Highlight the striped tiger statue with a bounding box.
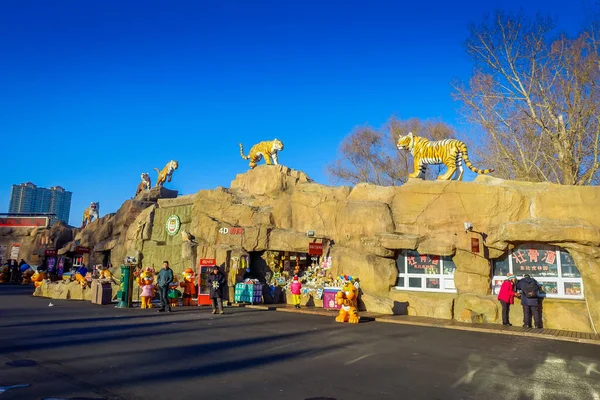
[239,139,284,169]
[396,132,494,180]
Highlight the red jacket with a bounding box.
[498,280,516,304]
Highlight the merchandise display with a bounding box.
[234,280,262,304]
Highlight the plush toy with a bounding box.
[96,265,114,281]
[75,272,89,289]
[31,270,46,288]
[21,268,34,285]
[180,268,196,306]
[0,265,9,283]
[168,274,182,308]
[335,276,360,324]
[136,268,155,309]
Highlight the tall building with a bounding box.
[9,183,72,223]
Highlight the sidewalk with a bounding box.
[236,303,600,346]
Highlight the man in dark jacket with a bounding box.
[516,274,543,329]
[157,261,174,312]
[208,266,225,314]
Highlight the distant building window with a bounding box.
[395,250,456,293]
[492,244,583,299]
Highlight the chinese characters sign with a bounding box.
[406,252,441,275]
[511,247,558,277]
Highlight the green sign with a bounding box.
[165,215,181,236]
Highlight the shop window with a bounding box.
[492,244,584,299]
[395,250,456,293]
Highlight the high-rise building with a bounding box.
[9,183,72,224]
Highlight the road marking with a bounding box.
[345,353,374,365]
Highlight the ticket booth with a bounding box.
[197,258,216,306]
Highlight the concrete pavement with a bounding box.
[1,285,600,400]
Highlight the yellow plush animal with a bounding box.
[396,132,494,181]
[335,279,360,324]
[137,268,156,309]
[22,268,34,285]
[135,172,152,196]
[0,265,9,283]
[31,270,46,288]
[75,272,89,288]
[82,202,100,228]
[239,139,284,169]
[154,160,178,187]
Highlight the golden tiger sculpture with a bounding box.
[239,139,284,169]
[396,132,494,181]
[154,160,178,187]
[82,202,100,228]
[135,173,152,196]
[335,278,360,324]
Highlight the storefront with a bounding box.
[492,243,583,299]
[394,250,457,293]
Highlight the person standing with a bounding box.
[516,274,543,329]
[290,275,302,309]
[208,266,225,314]
[497,273,518,326]
[157,261,174,313]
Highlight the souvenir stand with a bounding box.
[197,258,215,306]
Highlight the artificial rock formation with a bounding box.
[20,165,600,333]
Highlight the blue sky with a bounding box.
[0,0,591,226]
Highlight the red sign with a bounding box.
[199,258,216,266]
[75,246,90,254]
[44,249,57,257]
[471,238,480,254]
[308,243,324,256]
[0,217,49,228]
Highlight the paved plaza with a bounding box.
[1,285,600,400]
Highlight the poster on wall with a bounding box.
[57,257,65,276]
[0,245,7,264]
[10,244,20,260]
[47,257,57,273]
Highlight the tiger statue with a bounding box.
[81,202,100,228]
[239,139,284,169]
[135,173,152,196]
[154,160,178,187]
[335,277,360,324]
[396,132,494,181]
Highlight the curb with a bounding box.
[375,317,600,346]
[241,303,600,346]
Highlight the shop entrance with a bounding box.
[248,251,268,283]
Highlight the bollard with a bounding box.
[116,265,133,308]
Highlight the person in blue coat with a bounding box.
[516,274,543,329]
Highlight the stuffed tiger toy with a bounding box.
[396,132,494,180]
[81,202,99,228]
[335,278,360,324]
[154,160,178,187]
[239,139,284,169]
[135,173,152,196]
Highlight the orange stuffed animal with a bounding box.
[180,268,197,306]
[31,270,46,289]
[335,277,360,324]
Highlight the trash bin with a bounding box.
[323,287,342,310]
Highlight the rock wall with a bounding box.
[24,165,600,333]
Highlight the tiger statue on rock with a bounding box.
[239,139,284,169]
[135,173,152,196]
[335,277,360,324]
[396,132,494,181]
[154,160,178,187]
[81,202,100,228]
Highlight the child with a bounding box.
[291,275,302,309]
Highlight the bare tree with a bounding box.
[453,11,600,185]
[328,117,457,185]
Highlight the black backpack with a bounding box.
[523,280,539,298]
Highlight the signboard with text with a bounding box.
[511,247,558,277]
[10,244,20,259]
[45,249,57,257]
[0,216,49,228]
[308,243,324,256]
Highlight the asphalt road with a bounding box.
[1,285,600,400]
